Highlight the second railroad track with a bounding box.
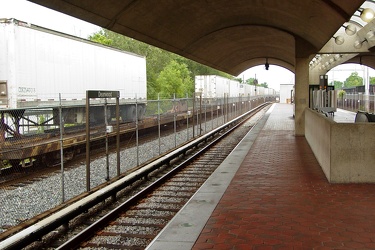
[0,103,271,250]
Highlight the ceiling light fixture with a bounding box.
[366,30,375,41]
[342,24,357,36]
[354,39,367,49]
[265,58,269,70]
[359,8,375,22]
[333,35,345,45]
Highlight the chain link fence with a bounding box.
[0,93,275,234]
[337,93,375,113]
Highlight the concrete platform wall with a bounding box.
[305,108,375,183]
[305,108,332,180]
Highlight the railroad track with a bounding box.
[70,142,235,249]
[0,110,189,172]
[0,120,182,189]
[0,103,270,250]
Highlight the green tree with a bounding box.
[88,29,232,99]
[233,77,243,83]
[343,72,363,88]
[156,60,194,98]
[370,76,375,85]
[338,89,346,99]
[245,78,268,87]
[173,56,232,82]
[98,30,171,99]
[245,78,256,85]
[259,82,268,88]
[331,80,344,89]
[88,30,113,46]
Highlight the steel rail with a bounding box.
[0,103,269,250]
[57,103,267,249]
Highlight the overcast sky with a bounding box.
[0,0,100,38]
[1,0,374,91]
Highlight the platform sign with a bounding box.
[319,75,328,89]
[86,90,120,99]
[85,90,120,192]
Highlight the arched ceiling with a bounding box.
[28,0,364,76]
[309,1,375,82]
[346,54,375,66]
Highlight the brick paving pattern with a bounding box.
[193,104,375,249]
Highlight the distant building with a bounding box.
[279,84,294,104]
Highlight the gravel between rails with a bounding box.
[75,106,269,249]
[0,107,268,234]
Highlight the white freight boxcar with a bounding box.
[229,79,239,98]
[195,75,276,99]
[240,84,256,97]
[195,75,228,99]
[195,75,244,99]
[195,75,280,109]
[0,18,146,122]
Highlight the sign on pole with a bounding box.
[85,90,120,191]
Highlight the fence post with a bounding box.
[158,94,161,155]
[174,93,177,147]
[211,98,213,130]
[59,93,65,203]
[199,92,202,136]
[204,98,207,133]
[217,102,219,128]
[85,91,90,191]
[136,95,139,166]
[192,92,195,138]
[225,93,228,123]
[186,93,189,141]
[116,96,120,176]
[104,99,109,181]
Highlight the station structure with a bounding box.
[25,0,375,248]
[147,103,375,249]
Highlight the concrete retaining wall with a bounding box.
[305,108,375,183]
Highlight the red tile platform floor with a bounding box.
[193,105,375,249]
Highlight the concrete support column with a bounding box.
[294,57,309,136]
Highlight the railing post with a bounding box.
[116,96,120,176]
[104,98,109,181]
[59,93,65,203]
[174,93,177,147]
[186,93,189,141]
[85,91,90,192]
[136,95,139,166]
[199,92,202,136]
[192,92,195,138]
[158,94,161,155]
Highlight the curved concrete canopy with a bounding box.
[28,0,364,75]
[346,54,375,69]
[316,54,375,78]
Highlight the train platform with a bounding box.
[147,103,375,250]
[330,108,357,123]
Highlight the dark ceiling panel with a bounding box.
[28,0,364,75]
